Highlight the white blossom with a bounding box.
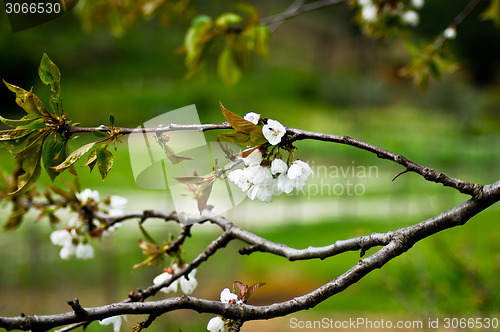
[275,173,295,194]
[246,166,273,185]
[262,119,286,145]
[75,243,95,260]
[108,195,128,216]
[358,0,372,6]
[443,27,457,39]
[50,229,73,247]
[153,270,179,294]
[207,316,226,332]
[68,215,82,227]
[287,160,313,181]
[401,10,419,26]
[179,269,198,294]
[228,169,251,192]
[59,244,76,260]
[362,5,378,22]
[270,158,287,175]
[76,189,100,205]
[247,183,273,203]
[220,288,238,303]
[411,0,424,9]
[243,112,260,125]
[242,148,262,167]
[99,315,126,332]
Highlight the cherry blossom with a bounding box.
[270,158,287,175]
[443,27,456,39]
[153,264,198,294]
[242,148,262,167]
[99,315,126,332]
[179,269,198,294]
[401,10,419,26]
[76,188,100,205]
[50,229,73,247]
[361,4,378,22]
[276,173,295,194]
[411,0,424,9]
[262,119,286,145]
[107,195,128,216]
[228,169,251,192]
[287,160,313,190]
[75,243,95,260]
[220,288,238,303]
[153,269,179,294]
[207,316,226,332]
[245,165,273,185]
[247,182,274,203]
[243,112,260,125]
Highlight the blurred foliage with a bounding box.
[76,0,194,37]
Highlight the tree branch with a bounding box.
[260,0,346,32]
[65,122,481,196]
[3,181,499,331]
[286,127,483,197]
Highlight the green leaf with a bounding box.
[249,132,267,145]
[184,15,214,70]
[96,146,114,180]
[18,89,43,117]
[3,80,28,97]
[252,24,271,58]
[7,130,47,154]
[42,133,67,182]
[219,102,264,136]
[53,142,96,172]
[81,150,98,172]
[236,3,259,23]
[109,113,115,127]
[38,53,61,99]
[4,200,26,230]
[0,115,37,128]
[9,134,45,196]
[217,47,243,87]
[215,12,243,27]
[219,132,253,147]
[0,129,33,141]
[482,0,500,26]
[138,221,160,247]
[17,118,47,130]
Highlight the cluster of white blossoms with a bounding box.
[153,263,198,295]
[207,288,241,332]
[50,189,127,260]
[358,0,424,27]
[228,113,313,203]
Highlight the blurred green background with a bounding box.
[1,1,500,331]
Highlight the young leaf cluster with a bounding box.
[1,54,72,195]
[76,0,194,37]
[183,4,271,86]
[400,39,458,90]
